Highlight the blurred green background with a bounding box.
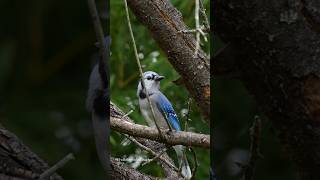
[110,0,210,179]
[213,38,296,178]
[0,0,109,179]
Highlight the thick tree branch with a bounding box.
[215,0,320,179]
[110,158,157,180]
[0,174,28,180]
[110,103,184,179]
[0,126,63,180]
[127,0,210,123]
[111,116,210,148]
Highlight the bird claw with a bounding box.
[166,129,173,135]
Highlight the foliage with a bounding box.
[110,0,210,179]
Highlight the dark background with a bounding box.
[0,0,107,179]
[213,39,296,179]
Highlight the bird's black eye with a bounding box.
[147,76,152,80]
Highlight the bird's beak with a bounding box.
[155,76,165,81]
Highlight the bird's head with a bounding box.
[137,71,164,95]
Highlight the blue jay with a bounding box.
[86,36,111,174]
[137,71,192,179]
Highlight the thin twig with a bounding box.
[194,0,201,57]
[243,116,262,180]
[189,148,199,180]
[38,153,75,180]
[87,0,108,87]
[123,134,179,172]
[199,0,210,30]
[141,147,168,166]
[179,27,209,34]
[184,98,192,130]
[180,0,209,57]
[88,0,106,53]
[121,109,134,119]
[123,0,171,139]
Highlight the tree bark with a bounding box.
[214,0,320,179]
[0,126,63,180]
[110,158,157,180]
[110,102,183,179]
[127,0,210,123]
[111,116,210,148]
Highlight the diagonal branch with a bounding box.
[0,126,63,180]
[124,135,179,172]
[123,0,169,142]
[38,153,74,180]
[243,116,262,180]
[110,158,157,180]
[126,0,210,123]
[110,102,184,179]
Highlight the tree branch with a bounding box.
[136,138,183,179]
[123,0,169,141]
[0,174,28,180]
[0,126,63,180]
[87,0,109,85]
[38,153,74,180]
[110,158,157,180]
[110,102,184,179]
[110,103,210,148]
[243,116,262,180]
[124,135,179,172]
[126,0,210,123]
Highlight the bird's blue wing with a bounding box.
[155,93,182,131]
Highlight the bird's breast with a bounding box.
[139,98,169,129]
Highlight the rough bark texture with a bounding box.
[0,126,63,180]
[111,116,210,148]
[214,0,320,179]
[110,102,183,180]
[127,0,210,123]
[110,158,156,180]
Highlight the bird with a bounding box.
[137,71,192,179]
[86,36,111,174]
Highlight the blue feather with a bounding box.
[156,93,181,131]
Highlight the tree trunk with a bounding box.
[214,0,320,179]
[127,0,211,123]
[0,126,63,180]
